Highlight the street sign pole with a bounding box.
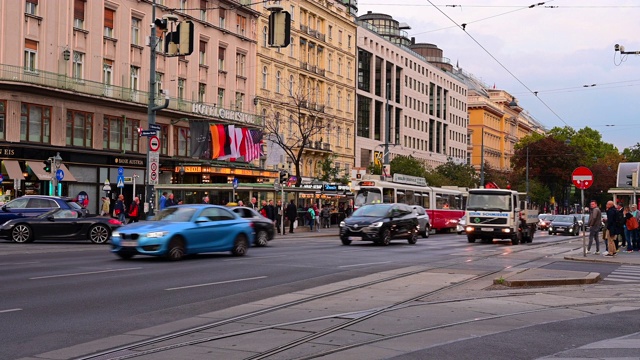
[572,167,593,258]
[581,188,586,257]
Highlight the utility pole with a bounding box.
[480,128,484,187]
[383,80,391,179]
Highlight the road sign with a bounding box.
[148,151,159,185]
[117,175,125,188]
[0,174,3,184]
[140,130,157,137]
[232,177,239,190]
[149,123,162,131]
[149,136,160,152]
[118,167,124,176]
[55,169,64,181]
[103,179,111,192]
[572,166,593,190]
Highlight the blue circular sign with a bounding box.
[56,169,64,181]
[232,177,239,189]
[118,167,124,176]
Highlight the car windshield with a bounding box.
[37,209,59,218]
[554,215,574,222]
[466,193,511,211]
[153,207,197,222]
[352,204,392,217]
[354,188,382,207]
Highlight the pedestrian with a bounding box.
[615,202,625,250]
[159,192,167,210]
[238,200,244,207]
[286,199,297,234]
[307,205,316,231]
[633,204,640,251]
[250,197,258,210]
[128,197,141,223]
[276,199,285,234]
[604,200,618,256]
[259,200,268,217]
[313,203,320,232]
[164,193,176,207]
[587,200,602,255]
[114,194,126,223]
[321,204,331,228]
[202,195,210,204]
[624,205,639,252]
[100,196,110,217]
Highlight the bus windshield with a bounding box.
[466,193,511,211]
[355,188,382,207]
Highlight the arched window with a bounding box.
[336,91,341,110]
[346,128,351,148]
[346,94,351,111]
[337,58,342,76]
[337,126,342,146]
[326,87,332,107]
[347,61,351,79]
[306,80,311,99]
[288,115,294,137]
[315,84,320,104]
[289,75,294,95]
[276,71,281,93]
[261,108,267,126]
[262,26,268,47]
[262,66,268,89]
[328,54,332,72]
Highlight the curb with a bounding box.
[494,268,601,287]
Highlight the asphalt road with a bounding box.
[0,230,605,359]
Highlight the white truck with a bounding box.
[464,188,537,245]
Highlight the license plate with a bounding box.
[557,227,565,231]
[481,227,493,232]
[348,236,360,241]
[121,240,137,247]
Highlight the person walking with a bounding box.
[286,200,297,234]
[127,197,141,223]
[321,204,331,229]
[202,195,210,204]
[159,192,167,210]
[267,199,276,224]
[307,205,316,231]
[164,193,176,207]
[605,200,619,256]
[276,200,285,235]
[250,197,258,210]
[313,203,320,232]
[114,194,126,223]
[624,205,639,252]
[587,200,602,255]
[100,196,110,217]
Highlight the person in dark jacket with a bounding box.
[164,193,176,207]
[127,197,141,223]
[605,200,619,256]
[114,194,126,223]
[286,200,298,234]
[266,199,276,222]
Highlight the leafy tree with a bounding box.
[317,154,340,182]
[388,155,427,178]
[433,158,478,188]
[622,143,640,162]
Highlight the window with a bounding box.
[336,127,342,146]
[236,52,246,77]
[337,57,342,76]
[160,124,169,155]
[103,115,139,152]
[328,25,332,39]
[347,34,352,49]
[290,5,295,21]
[25,0,37,15]
[328,54,332,72]
[199,40,207,65]
[199,0,207,21]
[103,60,113,95]
[178,78,185,100]
[173,126,191,157]
[0,101,6,141]
[24,39,37,72]
[347,61,351,79]
[20,103,51,143]
[338,30,343,45]
[130,66,139,91]
[66,110,93,147]
[219,8,226,28]
[262,26,268,47]
[346,94,351,111]
[289,36,295,57]
[104,8,114,37]
[235,92,244,110]
[289,75,294,95]
[156,72,164,97]
[236,14,247,35]
[218,46,225,71]
[276,71,281,93]
[336,91,341,110]
[131,18,141,46]
[198,83,206,102]
[217,88,225,106]
[179,0,187,12]
[261,66,268,89]
[72,52,84,80]
[74,0,85,29]
[288,115,293,137]
[326,87,331,107]
[346,128,351,148]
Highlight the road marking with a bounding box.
[0,308,22,314]
[338,261,392,268]
[29,267,142,280]
[222,255,289,261]
[165,276,267,291]
[0,261,40,266]
[605,265,640,283]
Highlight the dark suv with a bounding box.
[0,196,87,223]
[339,203,419,245]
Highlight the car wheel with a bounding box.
[548,230,553,235]
[232,234,249,256]
[423,226,430,238]
[117,252,135,260]
[340,237,352,245]
[380,228,391,246]
[165,237,185,261]
[89,224,110,244]
[11,224,33,243]
[408,229,418,244]
[511,233,520,245]
[467,236,476,243]
[255,230,269,247]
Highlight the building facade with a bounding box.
[355,12,468,172]
[256,0,357,183]
[0,0,276,213]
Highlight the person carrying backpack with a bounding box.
[625,205,639,252]
[306,206,315,231]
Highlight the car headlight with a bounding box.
[146,231,169,238]
[339,221,345,227]
[370,221,383,228]
[111,231,120,238]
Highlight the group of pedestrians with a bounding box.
[100,194,142,224]
[587,199,640,256]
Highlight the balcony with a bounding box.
[303,140,332,153]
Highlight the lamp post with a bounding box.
[383,80,391,179]
[479,128,484,187]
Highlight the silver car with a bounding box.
[411,205,431,238]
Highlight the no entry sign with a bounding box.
[572,166,593,190]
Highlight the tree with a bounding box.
[262,83,335,187]
[317,154,340,182]
[622,143,640,162]
[434,158,479,188]
[388,155,427,178]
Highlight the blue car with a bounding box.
[111,205,255,260]
[0,195,88,223]
[111,204,255,260]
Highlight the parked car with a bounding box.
[456,216,466,234]
[0,208,121,244]
[111,205,254,261]
[411,205,431,238]
[548,215,580,236]
[538,214,555,230]
[339,203,419,246]
[0,195,88,223]
[229,206,275,246]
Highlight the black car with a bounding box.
[0,195,88,223]
[339,203,419,246]
[0,208,122,244]
[548,215,580,236]
[230,206,275,246]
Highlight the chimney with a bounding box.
[411,37,415,45]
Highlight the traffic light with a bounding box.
[279,171,289,184]
[44,159,51,172]
[626,172,638,187]
[165,20,194,56]
[268,11,291,47]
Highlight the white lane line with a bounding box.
[0,261,40,266]
[166,276,267,291]
[0,308,22,314]
[338,261,392,268]
[222,255,289,261]
[29,267,142,280]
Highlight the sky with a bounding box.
[356,0,640,151]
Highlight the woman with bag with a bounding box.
[114,194,126,223]
[128,197,141,224]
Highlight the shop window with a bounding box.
[20,103,51,143]
[103,115,140,152]
[66,109,93,147]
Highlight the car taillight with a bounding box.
[108,219,122,225]
[249,222,254,228]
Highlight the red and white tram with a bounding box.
[353,179,465,232]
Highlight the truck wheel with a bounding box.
[511,233,521,245]
[467,236,476,243]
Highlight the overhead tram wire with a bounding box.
[359,3,640,9]
[424,0,569,127]
[165,0,266,13]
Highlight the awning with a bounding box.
[59,164,77,182]
[3,160,25,180]
[27,162,52,181]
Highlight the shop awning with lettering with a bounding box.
[58,164,77,182]
[3,160,25,180]
[27,162,52,181]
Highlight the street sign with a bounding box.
[572,166,593,190]
[118,167,124,176]
[140,130,157,137]
[149,135,160,152]
[232,177,239,190]
[103,179,111,192]
[117,175,125,188]
[148,151,159,185]
[149,123,162,131]
[0,174,3,184]
[55,169,64,181]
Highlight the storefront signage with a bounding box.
[114,157,144,166]
[173,165,277,178]
[0,147,17,157]
[322,184,351,192]
[393,173,427,187]
[192,103,259,126]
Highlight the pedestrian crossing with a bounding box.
[603,265,640,283]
